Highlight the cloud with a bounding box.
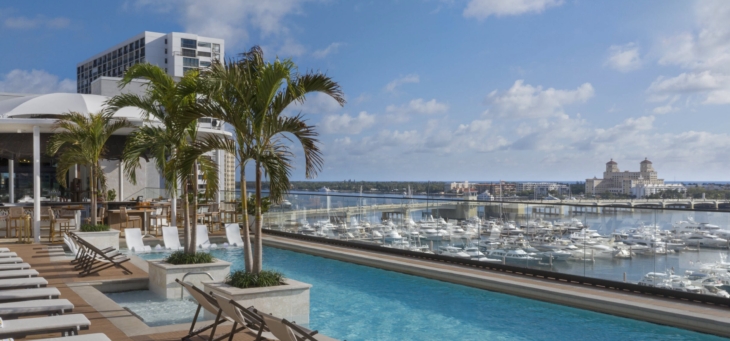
[131,0,309,49]
[652,104,677,114]
[463,0,563,20]
[277,38,306,57]
[0,69,76,94]
[384,74,419,93]
[484,80,594,119]
[3,15,70,29]
[605,42,641,72]
[319,112,376,134]
[286,93,343,115]
[385,98,449,115]
[353,93,371,105]
[647,71,729,95]
[313,42,343,58]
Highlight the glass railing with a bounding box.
[253,192,730,299]
[124,187,172,201]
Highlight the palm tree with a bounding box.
[189,47,345,273]
[47,111,133,225]
[106,63,213,254]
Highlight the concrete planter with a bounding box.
[147,259,231,299]
[75,229,121,251]
[204,278,311,324]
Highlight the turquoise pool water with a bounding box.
[127,247,726,341]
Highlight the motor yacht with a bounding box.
[438,245,470,259]
[680,232,728,248]
[486,249,541,262]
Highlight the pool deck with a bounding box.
[261,234,730,338]
[0,240,265,341]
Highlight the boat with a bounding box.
[438,246,470,259]
[679,232,728,248]
[486,249,541,262]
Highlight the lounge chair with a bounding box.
[125,228,152,253]
[225,223,245,247]
[0,252,18,258]
[196,225,218,249]
[162,226,183,250]
[0,269,38,279]
[0,263,31,271]
[64,233,78,255]
[0,277,47,290]
[257,311,337,341]
[70,233,132,277]
[0,257,23,264]
[35,333,111,341]
[213,294,276,341]
[0,313,90,338]
[175,279,242,340]
[0,288,61,303]
[0,298,73,318]
[0,248,9,253]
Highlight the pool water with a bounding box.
[105,290,210,327]
[127,247,726,341]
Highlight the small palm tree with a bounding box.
[47,111,133,225]
[106,63,212,254]
[189,47,344,273]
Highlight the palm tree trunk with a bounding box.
[90,164,97,226]
[240,163,253,272]
[182,179,191,254]
[191,163,198,254]
[253,160,263,273]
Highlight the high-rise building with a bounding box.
[225,151,236,201]
[76,31,224,94]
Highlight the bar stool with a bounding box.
[119,207,141,235]
[87,207,105,225]
[46,207,71,243]
[150,206,169,236]
[7,207,24,239]
[204,204,220,232]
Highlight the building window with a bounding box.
[212,44,220,53]
[140,38,145,46]
[181,39,197,49]
[183,67,197,74]
[165,38,167,44]
[197,51,211,57]
[198,41,211,48]
[183,57,199,67]
[124,46,127,53]
[165,67,168,73]
[140,47,145,57]
[165,48,168,54]
[182,49,196,57]
[200,61,211,67]
[135,40,139,49]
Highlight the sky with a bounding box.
[1,0,730,182]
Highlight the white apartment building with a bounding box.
[76,31,224,94]
[516,182,570,195]
[445,181,472,192]
[630,183,687,198]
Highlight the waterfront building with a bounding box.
[630,183,686,198]
[76,31,224,94]
[445,181,471,192]
[516,182,570,195]
[472,182,516,195]
[585,158,667,196]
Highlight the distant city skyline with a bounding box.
[2,1,730,181]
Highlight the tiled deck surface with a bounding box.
[1,237,261,340]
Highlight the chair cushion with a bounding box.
[0,288,60,302]
[0,314,90,337]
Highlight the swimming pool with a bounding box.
[126,247,725,341]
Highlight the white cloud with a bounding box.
[286,93,343,115]
[319,112,376,134]
[647,71,729,95]
[653,105,677,114]
[384,74,419,93]
[484,80,594,119]
[3,15,70,29]
[385,98,449,115]
[132,0,309,49]
[605,42,641,72]
[463,0,563,20]
[353,93,371,105]
[0,69,76,94]
[313,42,343,58]
[277,38,306,57]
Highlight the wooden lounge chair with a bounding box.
[0,287,61,303]
[35,333,111,341]
[212,294,276,341]
[0,313,90,338]
[0,298,74,318]
[256,310,338,341]
[70,233,132,277]
[175,279,243,341]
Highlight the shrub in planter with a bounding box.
[226,269,284,289]
[80,224,110,232]
[164,251,215,265]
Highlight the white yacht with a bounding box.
[680,232,728,248]
[486,249,541,262]
[438,246,470,259]
[463,246,484,258]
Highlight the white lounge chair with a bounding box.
[125,228,152,253]
[0,313,90,338]
[0,252,18,258]
[0,263,31,271]
[0,257,23,264]
[0,248,9,253]
[196,225,217,249]
[0,269,38,279]
[0,298,74,318]
[0,277,47,290]
[162,226,183,250]
[225,223,245,247]
[64,234,78,255]
[0,288,61,303]
[35,333,111,341]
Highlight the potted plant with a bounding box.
[147,251,231,299]
[75,223,121,251]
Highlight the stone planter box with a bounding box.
[75,229,121,251]
[148,259,231,299]
[204,278,311,324]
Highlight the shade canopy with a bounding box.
[0,93,152,121]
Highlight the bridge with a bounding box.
[522,198,730,210]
